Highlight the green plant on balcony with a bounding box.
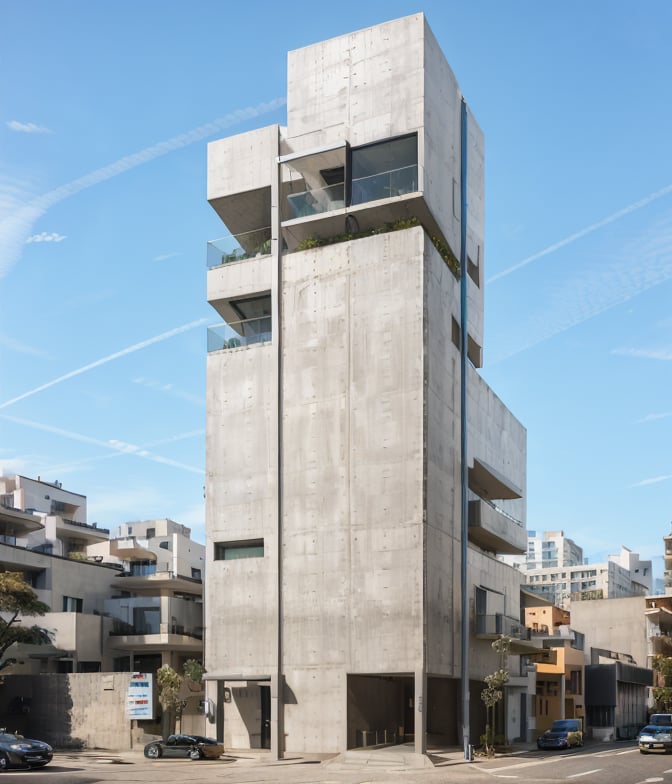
[295,216,421,252]
[294,217,461,279]
[429,235,460,277]
[254,238,271,255]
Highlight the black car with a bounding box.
[143,734,224,760]
[0,730,53,770]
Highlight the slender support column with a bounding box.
[414,669,427,754]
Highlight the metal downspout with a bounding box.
[459,96,471,761]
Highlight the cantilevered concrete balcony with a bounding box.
[475,613,531,641]
[468,498,526,554]
[52,516,109,545]
[0,505,44,540]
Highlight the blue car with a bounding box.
[537,719,583,750]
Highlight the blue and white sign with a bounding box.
[126,672,153,719]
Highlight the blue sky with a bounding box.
[1,1,671,579]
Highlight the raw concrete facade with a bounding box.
[204,14,527,757]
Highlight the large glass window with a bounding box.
[350,134,418,205]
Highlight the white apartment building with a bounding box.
[525,545,652,609]
[1,476,204,676]
[526,530,582,570]
[203,14,528,758]
[88,519,205,673]
[1,476,117,672]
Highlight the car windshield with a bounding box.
[551,721,578,731]
[0,733,20,742]
[642,726,671,736]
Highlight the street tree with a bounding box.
[480,635,512,757]
[0,571,51,672]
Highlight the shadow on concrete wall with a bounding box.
[0,674,80,748]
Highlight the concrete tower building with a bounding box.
[204,14,527,757]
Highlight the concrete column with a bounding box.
[270,672,280,760]
[414,669,426,754]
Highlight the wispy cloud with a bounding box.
[630,474,672,488]
[0,413,204,475]
[7,120,51,134]
[487,183,672,285]
[26,231,66,243]
[612,346,672,361]
[0,334,47,358]
[0,317,209,410]
[41,429,205,476]
[0,97,286,280]
[153,251,182,262]
[487,208,672,365]
[132,377,205,407]
[637,412,672,423]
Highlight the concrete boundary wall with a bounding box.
[0,673,154,750]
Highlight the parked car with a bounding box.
[0,729,53,770]
[638,725,672,754]
[537,719,583,750]
[650,714,672,726]
[143,734,224,760]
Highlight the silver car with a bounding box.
[639,724,672,754]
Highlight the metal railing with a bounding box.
[57,517,109,534]
[476,613,531,639]
[357,729,397,747]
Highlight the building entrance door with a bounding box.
[260,685,271,749]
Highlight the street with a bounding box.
[3,742,672,784]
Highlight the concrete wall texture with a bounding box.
[1,673,135,749]
[204,13,527,756]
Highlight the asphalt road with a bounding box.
[3,742,671,784]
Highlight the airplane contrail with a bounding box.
[0,318,209,410]
[486,183,672,284]
[0,97,286,279]
[0,413,204,475]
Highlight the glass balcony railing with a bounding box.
[105,596,203,639]
[286,182,345,219]
[351,164,418,205]
[207,227,271,269]
[207,315,272,352]
[476,613,530,639]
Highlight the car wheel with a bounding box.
[144,743,162,759]
[0,753,8,771]
[188,747,202,760]
[640,749,647,754]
